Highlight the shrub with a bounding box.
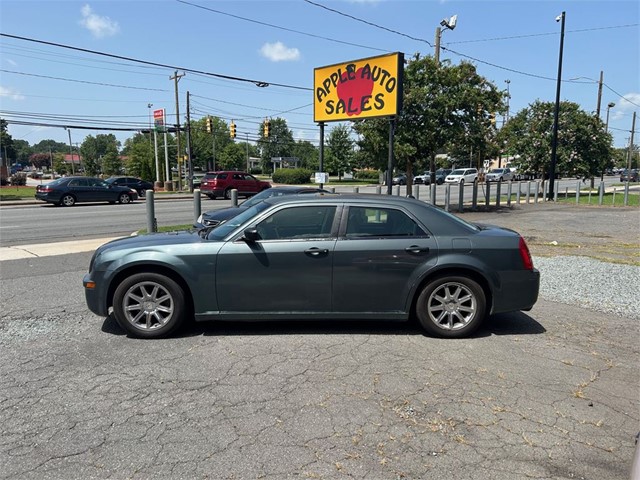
[272,168,313,185]
[10,173,27,186]
[354,169,381,181]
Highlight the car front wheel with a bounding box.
[60,194,76,207]
[112,273,186,338]
[416,275,486,338]
[119,193,132,204]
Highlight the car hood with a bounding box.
[95,230,204,255]
[203,205,248,221]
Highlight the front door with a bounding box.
[216,205,338,313]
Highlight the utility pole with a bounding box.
[170,70,185,190]
[548,11,565,201]
[434,27,441,65]
[504,79,511,127]
[185,91,193,192]
[246,133,249,172]
[628,111,636,172]
[596,70,603,118]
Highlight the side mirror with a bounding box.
[243,228,260,243]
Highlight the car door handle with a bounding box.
[305,247,329,256]
[405,245,430,254]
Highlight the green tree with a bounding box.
[353,54,505,194]
[101,151,122,176]
[122,133,156,180]
[0,118,16,166]
[190,116,233,171]
[53,153,68,176]
[13,139,32,164]
[218,142,247,170]
[499,100,613,180]
[80,134,120,176]
[325,124,354,180]
[291,140,319,170]
[259,118,294,173]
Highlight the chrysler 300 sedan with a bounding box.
[84,195,540,339]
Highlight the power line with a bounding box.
[176,0,390,53]
[445,24,639,45]
[302,0,433,47]
[0,69,168,91]
[0,32,312,91]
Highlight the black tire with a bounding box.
[207,194,216,200]
[112,272,186,339]
[118,193,132,204]
[60,194,75,207]
[416,275,486,338]
[224,188,232,200]
[137,189,145,197]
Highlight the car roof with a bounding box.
[262,193,429,209]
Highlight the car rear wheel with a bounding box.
[60,194,76,207]
[416,275,486,338]
[113,273,186,338]
[224,188,232,200]
[119,193,132,204]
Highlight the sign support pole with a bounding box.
[387,117,395,195]
[318,122,325,189]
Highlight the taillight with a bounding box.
[519,236,534,270]
[39,186,52,193]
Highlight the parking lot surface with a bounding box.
[0,203,638,479]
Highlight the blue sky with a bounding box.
[0,0,638,152]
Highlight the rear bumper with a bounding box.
[492,269,540,314]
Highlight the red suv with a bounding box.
[200,171,271,200]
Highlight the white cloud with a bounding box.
[260,42,300,62]
[0,86,25,100]
[79,4,120,38]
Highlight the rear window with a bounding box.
[203,173,218,180]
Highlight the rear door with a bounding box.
[67,178,91,201]
[332,205,437,313]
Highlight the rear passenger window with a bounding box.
[345,206,426,238]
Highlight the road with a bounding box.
[0,176,626,247]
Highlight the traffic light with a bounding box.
[205,116,212,133]
[263,119,271,138]
[230,121,236,139]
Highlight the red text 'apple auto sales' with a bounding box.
[316,63,397,117]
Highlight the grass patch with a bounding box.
[138,224,193,235]
[0,185,36,201]
[555,191,639,206]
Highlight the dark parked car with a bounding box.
[35,176,138,206]
[105,176,154,197]
[620,169,639,182]
[199,171,271,199]
[195,186,331,229]
[84,194,540,339]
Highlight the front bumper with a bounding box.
[83,272,110,317]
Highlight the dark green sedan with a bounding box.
[84,194,540,339]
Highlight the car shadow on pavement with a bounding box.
[101,311,545,339]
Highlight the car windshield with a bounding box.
[240,188,279,208]
[450,169,465,175]
[489,169,505,173]
[45,178,66,186]
[207,202,271,241]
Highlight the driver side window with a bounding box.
[256,206,336,240]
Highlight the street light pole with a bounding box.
[504,79,511,127]
[64,127,75,175]
[434,15,457,65]
[548,11,565,201]
[605,102,615,132]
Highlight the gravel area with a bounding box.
[534,255,640,319]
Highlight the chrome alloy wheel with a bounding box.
[122,281,174,331]
[426,281,477,331]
